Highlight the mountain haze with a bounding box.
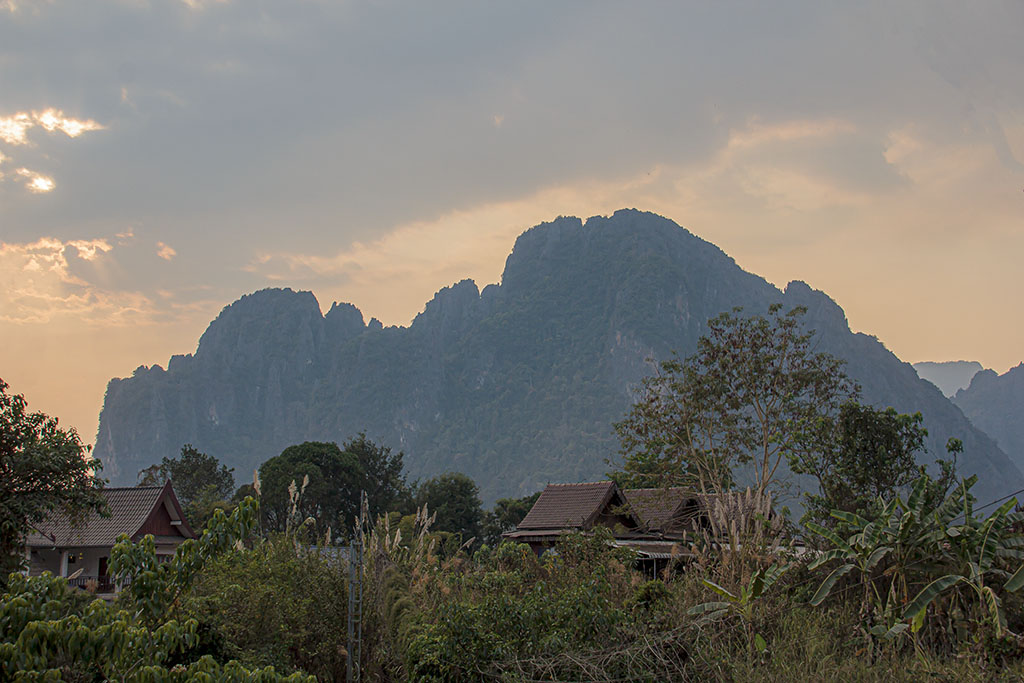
[953,364,1024,471]
[913,361,984,398]
[94,210,1023,505]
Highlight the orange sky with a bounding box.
[2,1,1022,449]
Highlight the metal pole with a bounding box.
[347,542,356,682]
[347,494,366,683]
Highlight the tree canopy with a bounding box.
[138,444,236,529]
[790,402,957,526]
[0,378,106,583]
[415,472,484,542]
[612,305,857,496]
[257,435,413,539]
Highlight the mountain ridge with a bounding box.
[94,209,1023,505]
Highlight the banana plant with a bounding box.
[689,563,790,623]
[806,476,939,640]
[902,482,1024,636]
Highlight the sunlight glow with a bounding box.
[0,109,103,145]
[0,113,34,145]
[17,168,55,193]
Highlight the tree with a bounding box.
[0,378,106,583]
[481,492,541,547]
[257,436,413,539]
[415,472,484,542]
[789,401,955,526]
[343,432,414,519]
[612,305,856,496]
[258,442,363,538]
[138,444,236,529]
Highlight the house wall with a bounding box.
[29,547,110,578]
[138,501,181,537]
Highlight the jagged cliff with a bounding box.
[94,210,1023,504]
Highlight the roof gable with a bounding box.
[623,487,695,532]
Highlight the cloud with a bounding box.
[0,235,149,324]
[16,168,55,193]
[0,108,103,195]
[156,242,177,260]
[0,109,103,145]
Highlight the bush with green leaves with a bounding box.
[404,531,638,681]
[180,535,349,679]
[1,498,313,680]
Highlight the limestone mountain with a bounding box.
[93,210,1023,505]
[953,364,1024,471]
[913,361,984,397]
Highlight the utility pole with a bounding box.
[347,493,367,683]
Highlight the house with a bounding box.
[502,481,641,552]
[503,481,776,571]
[24,482,196,595]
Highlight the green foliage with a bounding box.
[791,402,958,528]
[259,437,412,539]
[1,497,310,680]
[180,536,348,679]
[138,444,236,529]
[344,432,413,518]
[415,472,485,542]
[110,497,261,624]
[258,441,363,537]
[900,481,1024,636]
[808,473,1024,646]
[481,491,540,547]
[612,305,856,496]
[0,378,107,584]
[690,563,790,624]
[405,532,634,681]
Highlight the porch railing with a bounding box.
[66,574,116,594]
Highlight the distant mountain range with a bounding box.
[93,210,1023,505]
[953,365,1024,471]
[913,361,984,398]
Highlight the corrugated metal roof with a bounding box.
[26,485,181,548]
[515,482,618,530]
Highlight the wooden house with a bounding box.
[24,482,196,596]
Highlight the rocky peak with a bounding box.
[324,301,366,342]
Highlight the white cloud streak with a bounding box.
[0,108,103,145]
[17,167,55,193]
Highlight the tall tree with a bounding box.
[139,444,235,506]
[342,432,413,518]
[612,305,856,496]
[258,441,363,538]
[416,472,484,542]
[790,402,956,526]
[0,378,106,583]
[138,444,236,529]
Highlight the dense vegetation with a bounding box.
[5,295,1024,679]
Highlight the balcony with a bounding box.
[66,574,116,594]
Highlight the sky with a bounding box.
[1,0,1022,448]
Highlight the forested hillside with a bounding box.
[93,210,1023,504]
